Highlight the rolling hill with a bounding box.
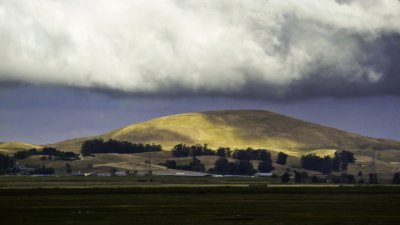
[52,110,400,156]
[0,142,43,155]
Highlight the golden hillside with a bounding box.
[52,110,400,156]
[0,142,43,155]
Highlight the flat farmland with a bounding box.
[0,186,400,225]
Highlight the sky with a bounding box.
[0,0,400,144]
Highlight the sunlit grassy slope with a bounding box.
[0,142,43,155]
[52,110,400,156]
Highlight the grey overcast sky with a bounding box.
[0,1,400,144]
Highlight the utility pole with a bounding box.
[369,149,378,184]
[145,153,152,176]
[371,150,376,174]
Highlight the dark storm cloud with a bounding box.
[0,0,399,100]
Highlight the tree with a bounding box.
[232,148,273,161]
[258,161,274,173]
[14,148,78,160]
[35,165,55,175]
[301,171,309,181]
[368,173,378,184]
[331,156,341,171]
[340,173,355,183]
[293,171,309,183]
[214,158,229,174]
[216,147,229,157]
[294,171,302,183]
[301,154,333,174]
[276,152,288,165]
[258,150,272,162]
[188,156,205,172]
[340,162,348,171]
[237,160,256,175]
[65,163,72,174]
[311,175,320,183]
[392,172,400,184]
[339,150,355,163]
[225,162,238,174]
[81,139,162,156]
[0,154,15,174]
[281,172,291,183]
[164,160,177,169]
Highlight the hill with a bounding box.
[52,110,400,156]
[0,142,43,155]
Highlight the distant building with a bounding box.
[97,173,112,177]
[84,172,97,177]
[115,171,128,176]
[254,172,273,177]
[222,175,250,178]
[211,174,223,178]
[156,172,209,177]
[71,172,84,176]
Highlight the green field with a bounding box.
[1,186,400,225]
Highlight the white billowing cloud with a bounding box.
[0,0,399,98]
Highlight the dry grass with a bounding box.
[51,110,400,157]
[0,142,43,155]
[305,149,337,157]
[7,110,400,175]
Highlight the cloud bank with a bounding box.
[0,0,399,99]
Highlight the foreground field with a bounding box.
[1,186,400,225]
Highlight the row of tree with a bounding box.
[33,165,55,175]
[281,171,383,184]
[170,144,289,165]
[14,147,78,160]
[81,139,162,156]
[231,149,272,161]
[162,155,400,184]
[170,144,215,157]
[163,156,206,172]
[209,158,258,175]
[0,153,56,175]
[164,157,275,175]
[301,151,355,174]
[0,154,15,174]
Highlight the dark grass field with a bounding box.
[1,186,400,225]
[0,176,282,189]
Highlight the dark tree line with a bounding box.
[258,160,274,173]
[210,147,275,175]
[0,153,56,175]
[171,145,277,161]
[231,148,273,161]
[171,144,215,157]
[368,173,378,184]
[170,145,279,175]
[14,147,78,160]
[162,156,205,172]
[34,165,55,175]
[209,158,257,175]
[0,154,15,174]
[276,152,288,165]
[301,150,355,174]
[81,139,162,156]
[330,173,356,183]
[392,172,400,184]
[294,170,309,183]
[216,147,231,158]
